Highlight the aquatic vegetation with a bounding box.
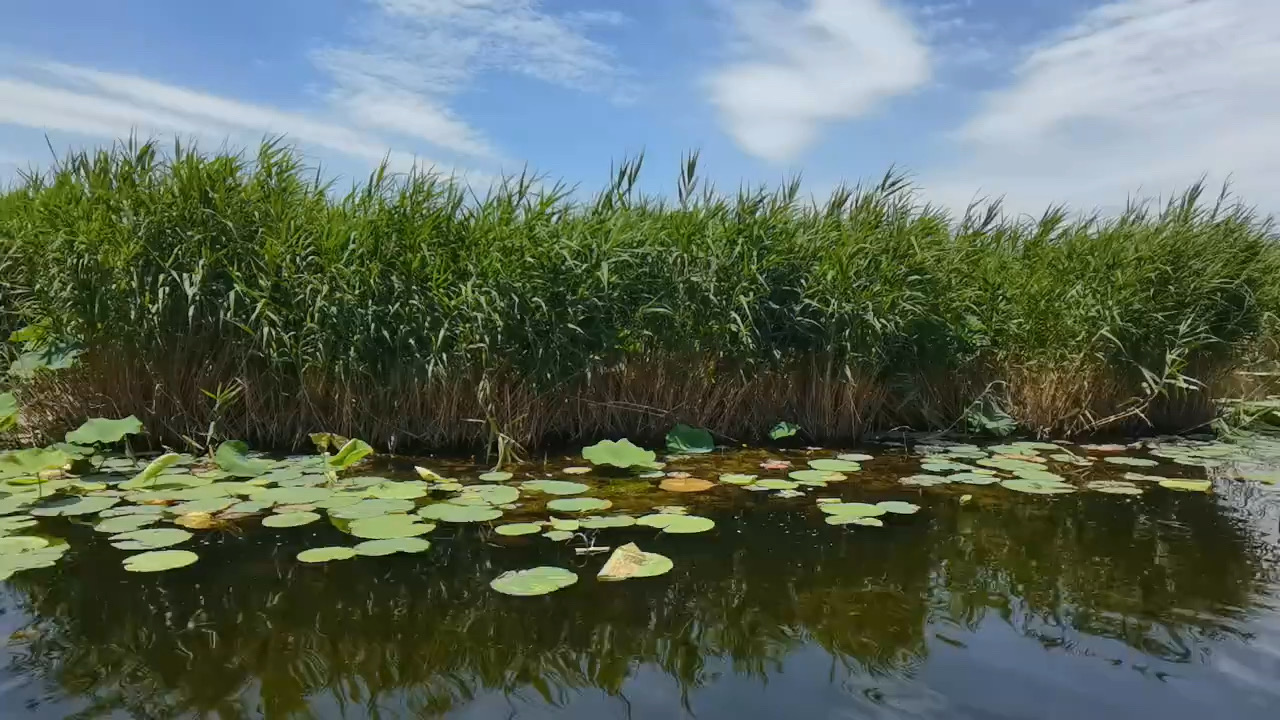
[520,479,588,495]
[547,497,612,513]
[65,416,142,446]
[353,537,431,556]
[297,547,356,563]
[597,543,673,581]
[121,549,198,573]
[581,439,657,470]
[769,422,800,440]
[490,566,578,596]
[658,477,713,493]
[666,424,714,454]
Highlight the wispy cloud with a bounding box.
[705,0,930,163]
[926,0,1280,213]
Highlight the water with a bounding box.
[2,446,1280,719]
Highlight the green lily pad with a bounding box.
[254,487,333,505]
[920,460,980,473]
[979,458,1046,473]
[262,511,322,528]
[1012,469,1066,482]
[490,566,578,596]
[1000,479,1076,494]
[818,502,886,518]
[330,498,414,519]
[1159,479,1212,492]
[214,440,275,477]
[98,504,165,517]
[66,416,143,445]
[456,485,519,505]
[365,482,427,500]
[789,469,846,483]
[520,480,589,495]
[825,515,884,527]
[901,474,949,487]
[808,458,862,472]
[478,471,513,482]
[543,530,574,541]
[1087,480,1144,495]
[580,515,637,529]
[110,528,193,550]
[353,537,431,556]
[755,479,798,490]
[949,472,1000,485]
[0,496,34,516]
[169,497,236,515]
[719,473,757,485]
[226,499,272,514]
[769,421,800,440]
[597,543,673,580]
[418,503,503,523]
[326,438,374,472]
[495,522,542,536]
[837,453,874,462]
[1103,456,1160,467]
[122,549,198,572]
[0,516,38,533]
[94,514,159,533]
[876,501,920,514]
[30,495,119,516]
[0,535,49,554]
[348,514,434,539]
[582,439,658,469]
[657,514,715,534]
[666,424,714,454]
[550,518,579,531]
[547,497,612,513]
[297,546,356,563]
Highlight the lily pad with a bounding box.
[495,522,543,536]
[30,495,119,516]
[657,514,715,534]
[563,466,592,475]
[548,497,612,513]
[550,518,579,531]
[1087,480,1143,495]
[876,501,920,515]
[580,515,637,529]
[297,546,356,563]
[719,473,757,485]
[789,469,846,483]
[825,515,884,527]
[110,528,193,550]
[901,474,949,487]
[582,439,657,469]
[808,458,862,472]
[597,543,673,581]
[666,424,714,454]
[214,440,275,477]
[348,514,435,539]
[263,511,322,528]
[254,487,333,505]
[837,453,874,462]
[949,472,1000,485]
[520,480,589,495]
[330,498,414,519]
[1000,479,1076,495]
[1159,479,1212,492]
[490,566,579,596]
[543,530,574,541]
[478,471,513,482]
[95,514,159,533]
[0,536,49,554]
[818,502,886,518]
[122,549,198,572]
[769,421,800,440]
[1103,456,1160,467]
[170,497,236,515]
[456,485,520,506]
[756,478,799,491]
[66,416,143,445]
[353,537,431,556]
[418,503,503,523]
[659,477,714,493]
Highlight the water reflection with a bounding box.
[2,485,1278,719]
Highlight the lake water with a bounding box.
[1,443,1279,719]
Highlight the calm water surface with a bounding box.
[2,447,1279,719]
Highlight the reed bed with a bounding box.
[2,139,1277,451]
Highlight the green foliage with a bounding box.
[214,441,273,477]
[65,416,143,446]
[768,422,799,440]
[0,392,16,433]
[666,424,714,454]
[582,439,657,469]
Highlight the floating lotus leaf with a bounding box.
[0,516,38,533]
[0,536,49,554]
[254,487,333,505]
[418,503,503,523]
[314,493,366,510]
[949,472,1000,485]
[222,499,270,515]
[326,438,374,472]
[520,480,589,495]
[495,522,543,536]
[214,440,275,477]
[98,504,165,517]
[659,477,713,493]
[548,497,612,513]
[837,453,874,462]
[1159,479,1212,492]
[825,515,884,527]
[789,469,846,483]
[1010,441,1062,451]
[1174,457,1224,468]
[258,467,305,484]
[1050,453,1093,465]
[110,528,193,550]
[756,479,798,491]
[654,505,687,514]
[1103,456,1160,467]
[30,494,119,516]
[550,518,580,531]
[170,484,238,501]
[123,549,198,572]
[808,458,862,472]
[920,460,978,473]
[769,421,800,440]
[0,496,35,516]
[66,416,143,445]
[170,497,236,515]
[719,473,757,485]
[1087,480,1143,495]
[457,485,520,506]
[297,546,356,563]
[582,439,657,469]
[337,476,386,489]
[1011,468,1066,482]
[657,514,715,534]
[876,501,920,514]
[666,424,714,454]
[743,484,772,491]
[0,544,67,578]
[349,514,434,539]
[95,514,158,533]
[580,515,637,529]
[428,481,464,492]
[543,530,574,541]
[598,543,673,581]
[775,489,806,499]
[1000,479,1076,495]
[308,432,350,453]
[353,537,431,556]
[365,482,427,500]
[1237,468,1280,484]
[979,458,1044,473]
[263,511,322,528]
[818,502,885,518]
[479,471,513,482]
[1082,443,1129,452]
[636,514,676,529]
[563,466,592,475]
[490,566,578,596]
[0,447,69,477]
[901,474,949,487]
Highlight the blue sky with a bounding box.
[1,0,1277,213]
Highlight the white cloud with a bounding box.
[925,0,1280,214]
[706,0,931,163]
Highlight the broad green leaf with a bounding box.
[768,421,799,440]
[215,440,274,477]
[327,438,374,471]
[490,566,577,596]
[666,424,714,454]
[123,549,198,572]
[581,439,657,469]
[65,416,143,445]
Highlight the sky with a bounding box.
[1,0,1278,214]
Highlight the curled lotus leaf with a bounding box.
[1159,479,1212,492]
[547,497,612,513]
[597,543,673,581]
[353,537,431,556]
[1103,456,1160,467]
[1000,479,1076,495]
[825,515,884,527]
[418,503,503,523]
[580,515,637,529]
[478,471,513,482]
[326,438,374,472]
[659,477,714,493]
[214,440,274,477]
[348,514,434,539]
[808,458,862,472]
[719,473,757,485]
[297,546,356,563]
[414,466,448,481]
[495,522,542,536]
[581,439,658,469]
[122,549,198,573]
[520,480,588,496]
[490,566,578,596]
[110,528,193,550]
[666,424,714,454]
[876,501,920,515]
[66,416,143,445]
[818,502,885,518]
[30,495,119,516]
[119,453,183,489]
[262,511,322,528]
[788,469,846,483]
[768,421,800,440]
[1087,480,1144,495]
